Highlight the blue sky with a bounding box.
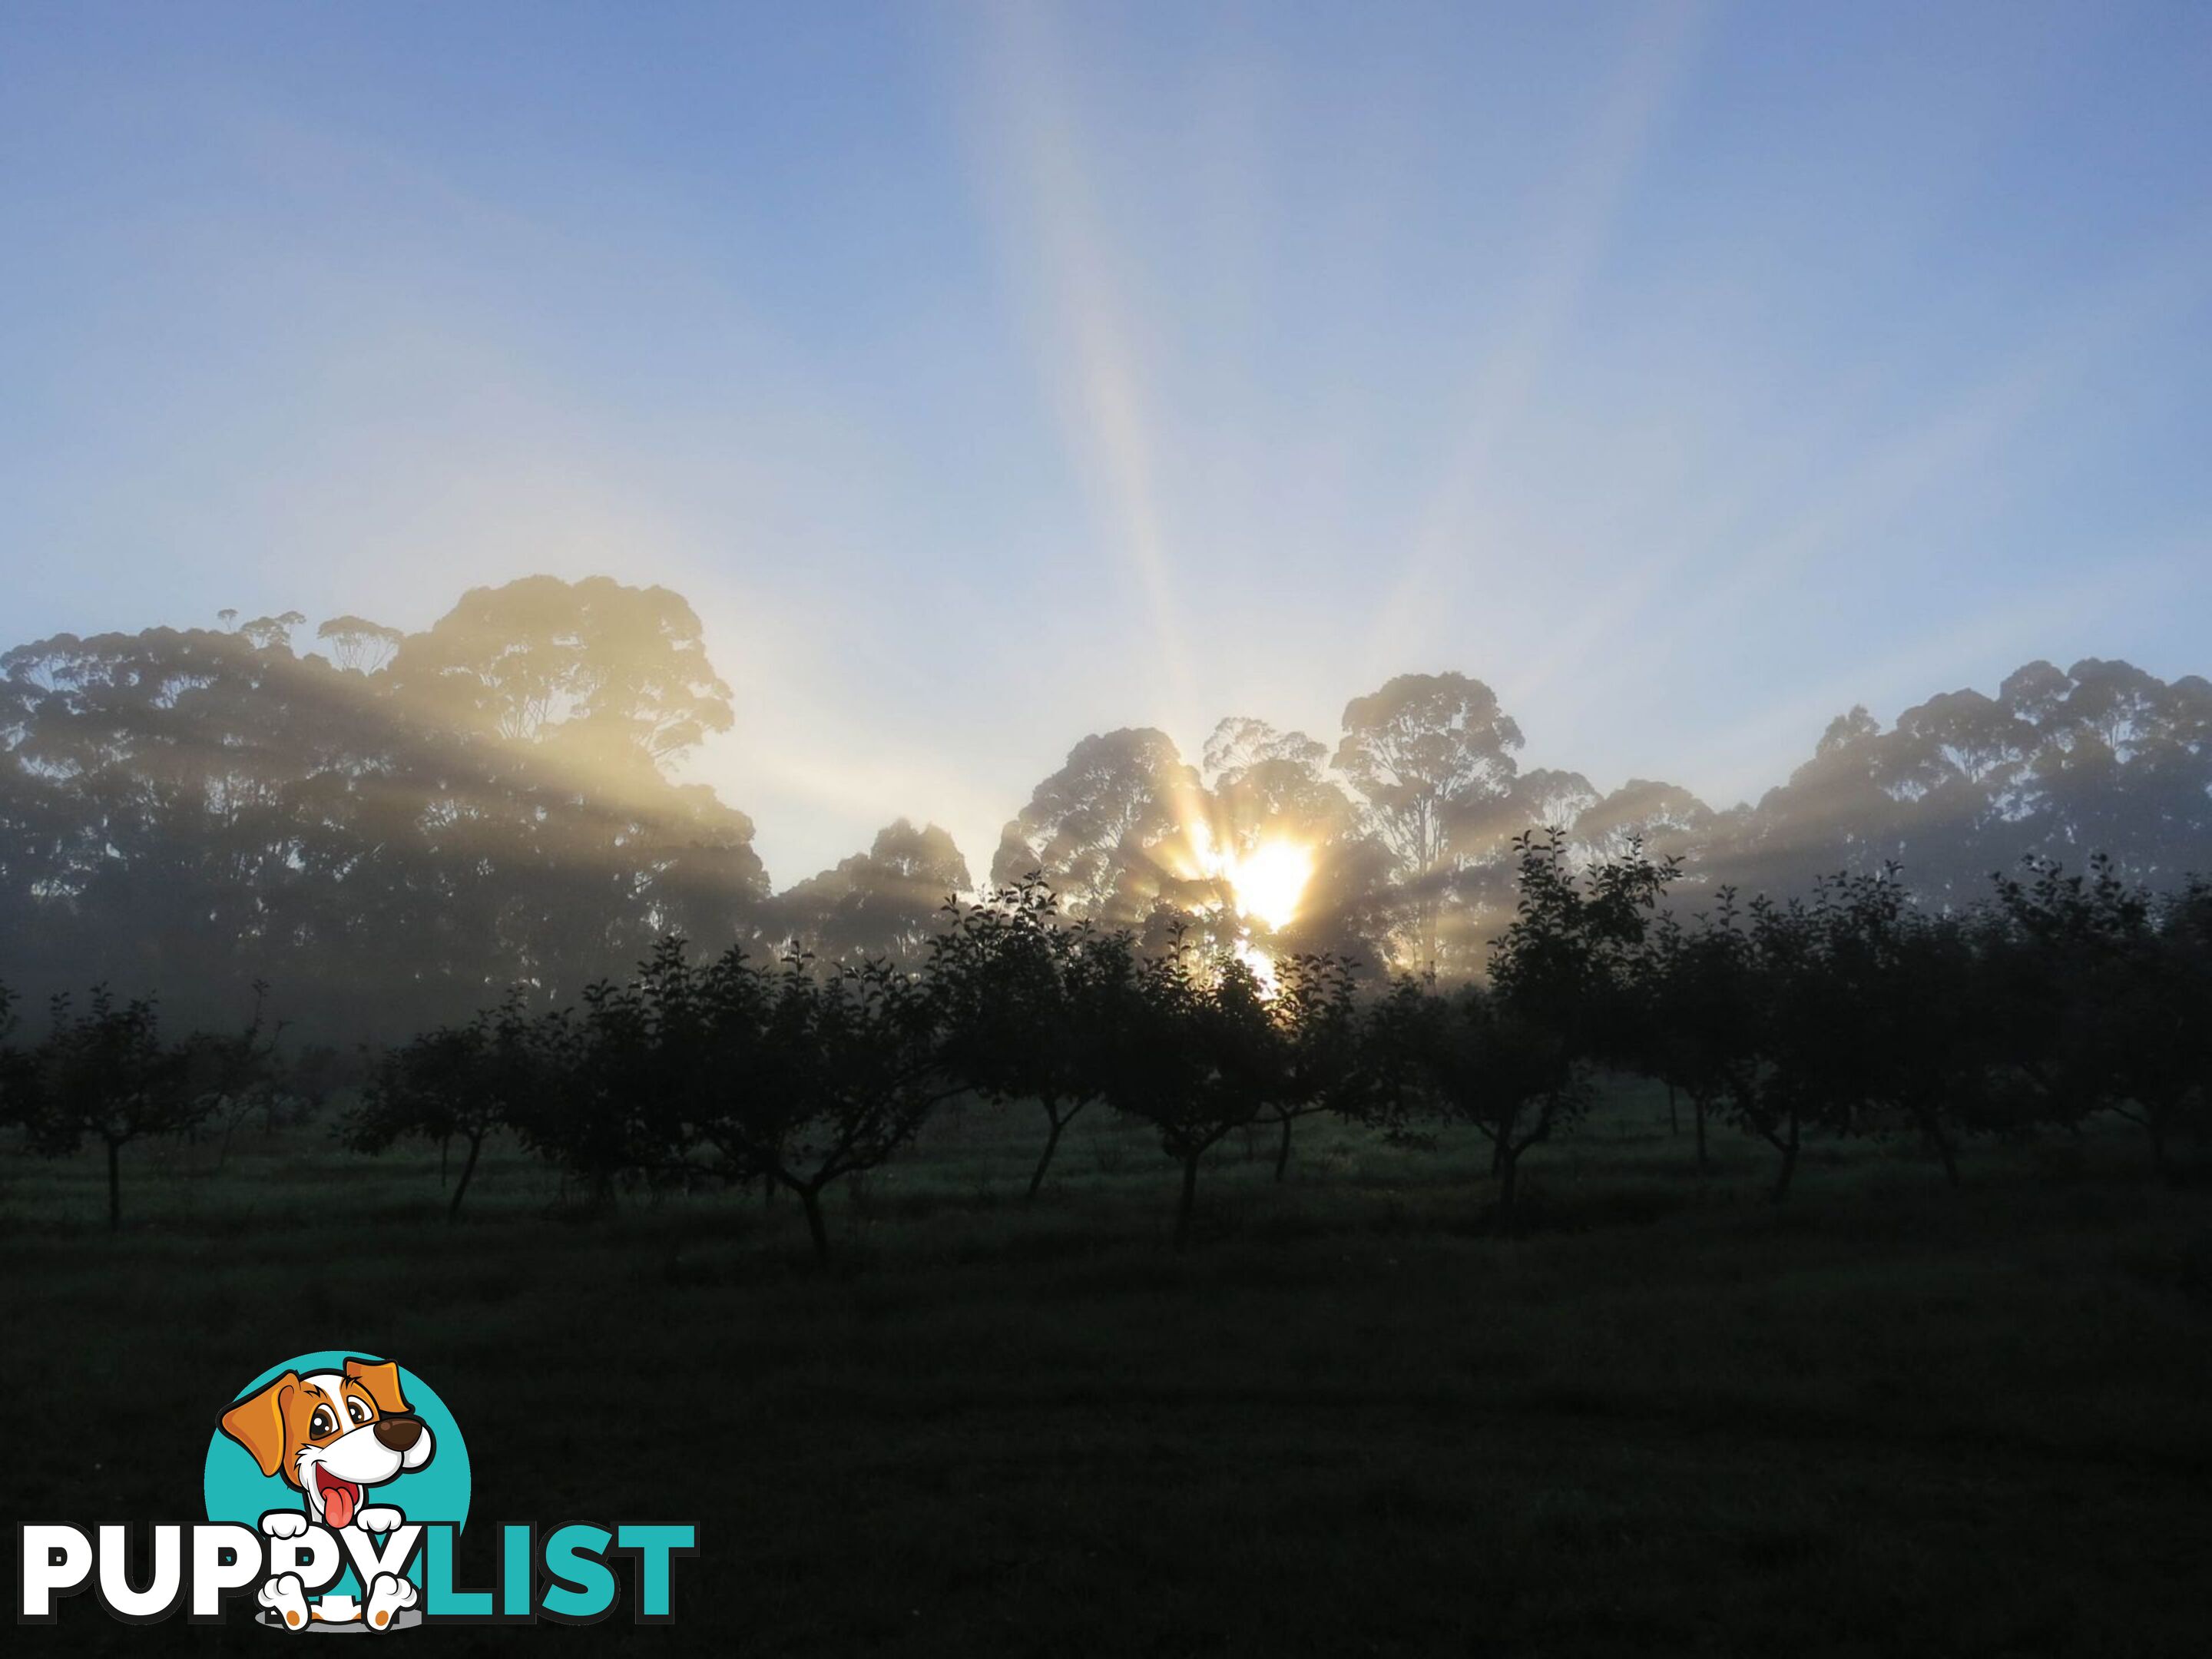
[4,1,2210,888]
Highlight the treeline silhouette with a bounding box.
[0,578,764,1042]
[4,574,2209,1041]
[5,839,2205,1246]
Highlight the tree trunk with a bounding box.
[107,1138,122,1231]
[448,1131,484,1221]
[1495,1144,1520,1228]
[1922,1111,1961,1188]
[798,1184,831,1263]
[1768,1114,1800,1204]
[1694,1093,1709,1174]
[217,1105,241,1173]
[1273,1113,1294,1184]
[439,1134,450,1188]
[1666,1082,1678,1137]
[1174,1151,1201,1252]
[1489,1132,1506,1176]
[1028,1108,1068,1200]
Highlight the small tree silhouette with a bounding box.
[1989,854,2204,1175]
[346,992,545,1219]
[1812,868,1993,1187]
[1370,832,1674,1224]
[25,987,202,1229]
[1087,929,1370,1248]
[690,949,959,1263]
[932,876,1118,1200]
[1366,974,1579,1222]
[1254,951,1366,1184]
[189,980,285,1172]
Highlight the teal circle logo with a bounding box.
[204,1353,470,1612]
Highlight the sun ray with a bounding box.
[962,0,1202,740]
[1357,0,1710,687]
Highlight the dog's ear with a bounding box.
[220,1373,298,1479]
[345,1356,409,1416]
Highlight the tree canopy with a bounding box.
[5,575,2209,1038]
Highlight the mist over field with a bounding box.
[5,3,2210,1654]
[4,580,2207,1041]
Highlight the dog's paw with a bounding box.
[365,1571,418,1631]
[258,1571,311,1631]
[356,1505,405,1534]
[259,1509,310,1540]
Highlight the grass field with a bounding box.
[6,1088,2210,1655]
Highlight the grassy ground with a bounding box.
[5,1088,2209,1655]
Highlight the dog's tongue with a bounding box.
[324,1483,356,1528]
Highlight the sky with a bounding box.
[4,1,2210,890]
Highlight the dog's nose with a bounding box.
[374,1416,423,1452]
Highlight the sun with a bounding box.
[1221,839,1313,932]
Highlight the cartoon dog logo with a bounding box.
[218,1356,435,1631]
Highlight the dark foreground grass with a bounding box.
[5,1093,2209,1656]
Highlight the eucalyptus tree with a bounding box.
[383,574,734,770]
[1574,778,1715,869]
[1203,719,1353,852]
[1511,768,1601,838]
[1202,717,1330,790]
[1212,725,1345,871]
[777,819,971,965]
[1203,717,1390,959]
[312,615,405,676]
[991,728,1206,922]
[1333,673,1525,975]
[1721,659,2212,902]
[0,576,770,1045]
